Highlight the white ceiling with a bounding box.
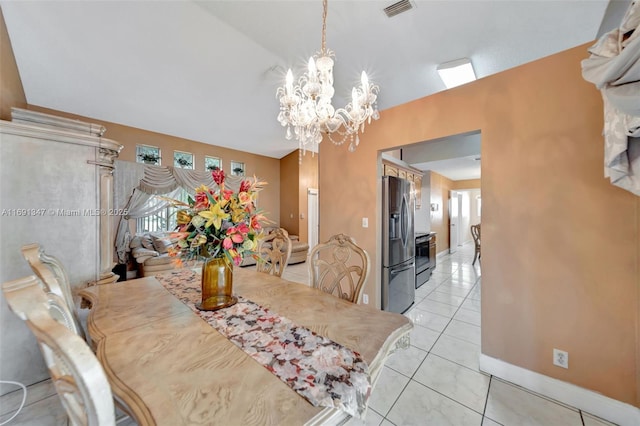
[2,0,612,160]
[403,132,481,180]
[414,155,482,181]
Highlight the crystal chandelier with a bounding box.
[276,0,380,153]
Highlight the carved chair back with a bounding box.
[21,243,85,339]
[308,233,370,304]
[2,275,116,426]
[471,224,481,265]
[256,228,292,277]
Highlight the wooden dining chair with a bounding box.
[471,224,481,265]
[2,275,116,426]
[256,228,292,277]
[21,243,85,340]
[308,233,370,304]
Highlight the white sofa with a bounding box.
[130,232,178,277]
[240,227,309,267]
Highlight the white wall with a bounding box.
[452,188,481,244]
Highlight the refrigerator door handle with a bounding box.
[401,194,409,247]
[390,264,414,275]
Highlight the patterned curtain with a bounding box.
[582,0,640,196]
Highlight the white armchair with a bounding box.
[130,232,179,277]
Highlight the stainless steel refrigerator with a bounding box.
[382,175,415,313]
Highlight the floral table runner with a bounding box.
[155,269,371,418]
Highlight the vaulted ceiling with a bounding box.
[2,0,612,161]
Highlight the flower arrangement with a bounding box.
[176,157,193,168]
[167,169,268,266]
[138,152,160,163]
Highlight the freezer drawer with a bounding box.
[416,266,432,289]
[382,260,415,314]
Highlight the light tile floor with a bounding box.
[1,251,619,425]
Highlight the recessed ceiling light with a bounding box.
[437,58,477,89]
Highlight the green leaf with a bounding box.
[206,191,216,205]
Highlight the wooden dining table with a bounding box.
[79,267,413,426]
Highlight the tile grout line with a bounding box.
[379,254,463,423]
[410,273,487,415]
[482,375,496,424]
[380,247,481,424]
[490,375,585,414]
[381,255,485,420]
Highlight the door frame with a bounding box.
[307,188,319,249]
[449,190,460,253]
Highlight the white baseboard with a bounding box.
[479,354,640,426]
[436,250,449,258]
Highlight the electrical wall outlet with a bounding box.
[362,294,369,304]
[362,217,368,228]
[553,348,569,369]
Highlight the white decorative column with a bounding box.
[89,147,121,284]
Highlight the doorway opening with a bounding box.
[307,188,319,250]
[383,130,482,256]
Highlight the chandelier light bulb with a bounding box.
[285,69,294,96]
[352,87,359,112]
[361,71,369,93]
[308,57,317,78]
[276,0,380,156]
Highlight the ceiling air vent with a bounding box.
[383,0,415,18]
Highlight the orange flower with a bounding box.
[228,248,242,266]
[238,192,251,205]
[170,232,190,240]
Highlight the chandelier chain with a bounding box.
[321,0,328,55]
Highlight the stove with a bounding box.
[415,232,436,288]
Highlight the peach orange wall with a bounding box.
[452,178,481,190]
[319,44,639,406]
[280,151,299,235]
[27,106,281,225]
[297,151,318,244]
[279,150,318,242]
[429,171,453,253]
[0,8,26,121]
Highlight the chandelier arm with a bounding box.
[334,107,365,130]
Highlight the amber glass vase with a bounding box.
[197,257,238,311]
